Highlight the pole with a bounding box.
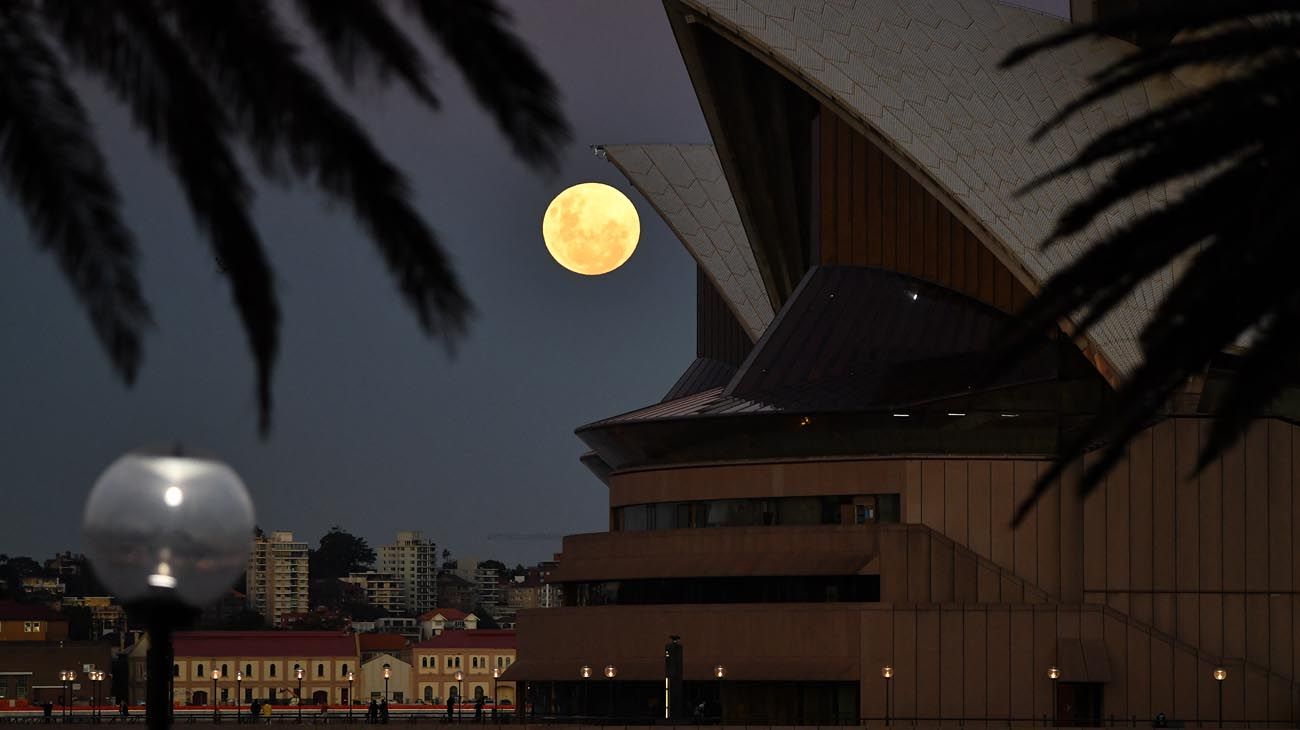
[384,677,389,703]
[608,679,614,722]
[715,676,721,725]
[885,677,891,727]
[1051,677,1058,727]
[298,675,303,723]
[237,676,242,724]
[348,678,353,722]
[213,676,218,724]
[144,608,177,730]
[1218,680,1223,728]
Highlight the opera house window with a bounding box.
[615,494,900,530]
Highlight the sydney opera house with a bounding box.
[507,1,1300,725]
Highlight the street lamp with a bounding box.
[454,670,465,723]
[211,668,221,723]
[1214,667,1228,728]
[881,666,893,727]
[713,665,724,724]
[1047,666,1061,727]
[492,668,501,722]
[579,665,591,718]
[89,670,105,724]
[82,447,255,730]
[604,665,617,720]
[295,666,305,723]
[236,671,243,723]
[347,672,355,722]
[383,664,391,703]
[60,670,75,723]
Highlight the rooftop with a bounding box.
[414,629,516,651]
[173,631,356,658]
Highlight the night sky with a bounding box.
[0,0,1072,567]
[0,0,708,566]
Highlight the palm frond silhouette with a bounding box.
[1001,0,1300,522]
[0,0,570,433]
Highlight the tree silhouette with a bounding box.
[0,0,569,433]
[1000,0,1300,520]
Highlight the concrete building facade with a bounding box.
[342,573,406,616]
[129,631,359,706]
[411,630,516,705]
[506,1,1300,726]
[246,532,309,626]
[379,531,438,616]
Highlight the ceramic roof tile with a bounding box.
[676,0,1190,374]
[602,144,775,341]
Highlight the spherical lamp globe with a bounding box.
[82,447,255,607]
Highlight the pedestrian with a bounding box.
[473,696,484,724]
[250,699,260,724]
[43,701,53,723]
[445,693,455,723]
[380,700,389,725]
[368,699,378,724]
[119,701,129,720]
[261,700,272,725]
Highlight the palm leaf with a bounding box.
[0,2,151,383]
[42,0,282,432]
[1002,0,1300,522]
[406,0,570,170]
[168,0,471,346]
[295,0,439,108]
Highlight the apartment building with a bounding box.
[246,531,309,625]
[378,531,437,616]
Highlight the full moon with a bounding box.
[542,182,640,275]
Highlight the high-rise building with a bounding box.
[246,531,309,625]
[473,564,501,610]
[342,572,407,615]
[378,531,437,615]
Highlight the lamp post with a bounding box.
[82,447,255,730]
[881,666,893,727]
[1047,666,1061,727]
[579,665,591,719]
[60,670,75,723]
[383,664,391,703]
[604,666,617,721]
[90,670,105,724]
[1214,667,1227,728]
[454,670,465,723]
[492,668,501,723]
[297,666,304,723]
[347,672,355,722]
[236,671,243,723]
[713,665,724,724]
[212,668,221,723]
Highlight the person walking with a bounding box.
[119,701,129,721]
[367,699,378,724]
[444,693,455,723]
[42,701,53,724]
[260,700,273,725]
[473,696,484,724]
[379,700,389,725]
[250,699,260,724]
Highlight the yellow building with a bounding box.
[410,630,516,705]
[130,631,360,706]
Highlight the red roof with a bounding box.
[417,608,468,622]
[173,631,356,658]
[415,630,515,650]
[358,633,408,652]
[0,601,64,621]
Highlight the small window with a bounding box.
[455,657,461,668]
[269,665,277,678]
[424,686,433,701]
[196,664,204,678]
[342,664,349,676]
[173,665,180,678]
[245,664,253,678]
[471,657,478,669]
[222,664,229,678]
[421,657,428,669]
[317,664,325,678]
